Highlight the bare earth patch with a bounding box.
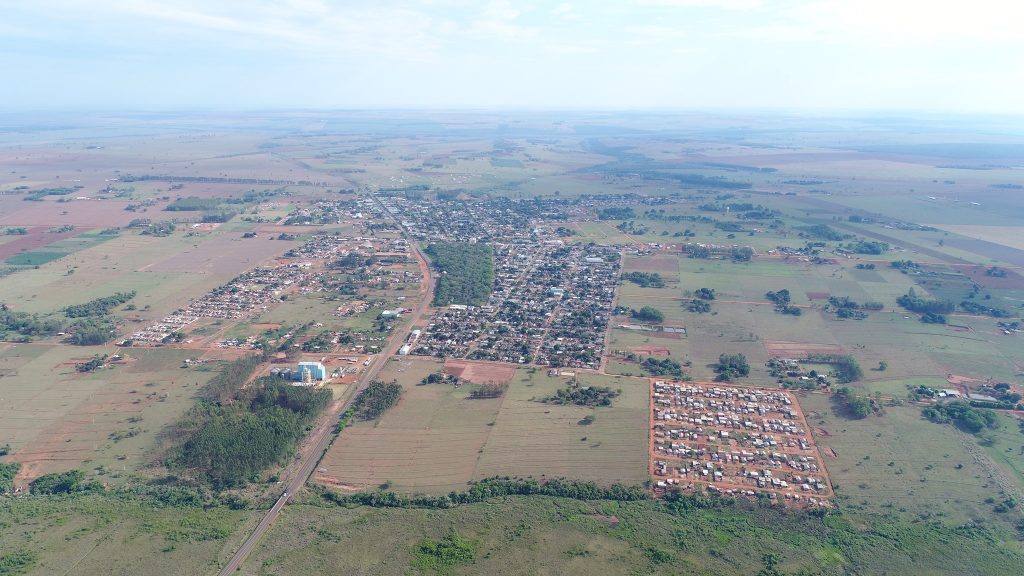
[764,341,843,357]
[444,360,516,384]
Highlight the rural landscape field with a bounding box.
[0,109,1022,576]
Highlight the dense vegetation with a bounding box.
[639,357,684,378]
[715,353,750,381]
[800,224,847,240]
[845,240,889,254]
[630,306,664,323]
[0,306,64,339]
[0,550,36,575]
[622,271,665,288]
[694,287,715,300]
[468,381,508,399]
[923,401,999,434]
[173,377,330,488]
[413,532,476,572]
[323,476,649,509]
[0,462,18,494]
[542,383,620,407]
[897,288,955,315]
[427,242,495,307]
[199,354,264,404]
[834,386,875,419]
[686,299,711,313]
[765,289,801,315]
[597,207,635,220]
[28,470,99,495]
[164,196,223,211]
[960,300,1011,317]
[64,291,135,318]
[75,354,107,372]
[353,380,403,420]
[806,353,863,383]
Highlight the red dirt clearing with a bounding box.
[632,346,671,356]
[765,341,843,357]
[0,226,80,259]
[444,360,516,384]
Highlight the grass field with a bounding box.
[242,492,1024,576]
[800,393,1023,532]
[0,494,256,576]
[0,345,217,483]
[318,360,649,494]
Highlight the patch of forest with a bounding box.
[426,242,495,306]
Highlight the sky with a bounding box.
[1,0,1023,113]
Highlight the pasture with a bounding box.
[0,345,216,484]
[800,393,1023,532]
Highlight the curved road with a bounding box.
[218,239,433,574]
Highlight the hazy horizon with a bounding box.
[3,1,1023,114]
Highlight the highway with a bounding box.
[217,237,433,575]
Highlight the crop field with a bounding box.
[0,345,216,484]
[318,360,649,494]
[141,233,297,275]
[316,357,500,493]
[471,369,649,485]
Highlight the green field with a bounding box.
[241,493,1024,576]
[0,494,255,576]
[800,393,1023,532]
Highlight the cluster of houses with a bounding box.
[129,234,408,346]
[652,381,829,506]
[411,242,620,369]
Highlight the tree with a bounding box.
[694,288,715,300]
[715,353,750,381]
[631,306,664,323]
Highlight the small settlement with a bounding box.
[651,380,831,507]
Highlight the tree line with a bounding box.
[323,476,649,510]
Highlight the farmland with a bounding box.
[0,112,1023,575]
[317,359,649,494]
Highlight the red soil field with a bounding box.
[444,360,516,384]
[0,226,79,259]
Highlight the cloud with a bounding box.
[751,0,1024,44]
[634,0,764,9]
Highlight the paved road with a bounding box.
[217,239,433,574]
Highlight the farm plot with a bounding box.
[140,232,298,275]
[472,369,649,485]
[318,362,650,495]
[0,345,215,484]
[0,232,233,315]
[316,358,502,494]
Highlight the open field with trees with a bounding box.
[317,360,648,494]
